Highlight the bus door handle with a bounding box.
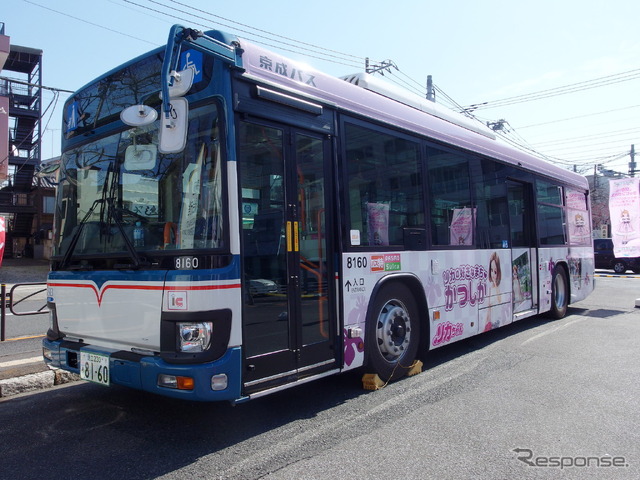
[286,221,299,252]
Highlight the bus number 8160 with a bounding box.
[347,256,367,269]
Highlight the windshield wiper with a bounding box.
[104,198,149,270]
[58,157,152,271]
[59,198,149,271]
[58,199,105,270]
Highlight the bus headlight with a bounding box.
[177,322,212,352]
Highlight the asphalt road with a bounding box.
[0,283,49,381]
[0,274,638,479]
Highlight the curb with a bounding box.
[594,274,640,278]
[0,368,80,398]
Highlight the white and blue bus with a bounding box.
[43,25,594,402]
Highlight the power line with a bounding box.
[380,66,640,170]
[21,0,638,172]
[107,0,173,26]
[487,118,597,169]
[380,68,426,98]
[518,104,640,130]
[465,67,640,111]
[433,85,473,117]
[496,124,634,169]
[165,0,364,62]
[122,0,367,69]
[24,0,160,46]
[392,69,428,97]
[594,152,631,165]
[0,76,74,94]
[371,69,620,169]
[531,126,640,148]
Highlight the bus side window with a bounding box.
[537,180,566,245]
[426,146,472,246]
[475,158,510,249]
[345,122,422,248]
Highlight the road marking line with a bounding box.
[520,318,585,346]
[1,334,45,341]
[0,356,44,368]
[594,274,640,278]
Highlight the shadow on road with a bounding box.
[0,307,610,479]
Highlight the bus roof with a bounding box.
[235,36,588,190]
[63,27,588,191]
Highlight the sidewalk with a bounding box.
[0,257,50,286]
[0,257,79,398]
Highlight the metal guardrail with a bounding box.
[0,282,49,341]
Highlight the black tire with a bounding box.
[613,261,627,274]
[549,266,568,319]
[365,282,421,382]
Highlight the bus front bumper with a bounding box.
[42,338,243,402]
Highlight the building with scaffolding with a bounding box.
[0,22,55,260]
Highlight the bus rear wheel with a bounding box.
[549,266,568,319]
[366,283,420,382]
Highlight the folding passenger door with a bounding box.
[507,180,537,316]
[238,119,336,394]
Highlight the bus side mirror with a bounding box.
[159,97,189,154]
[158,68,194,154]
[166,67,195,98]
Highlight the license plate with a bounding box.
[80,351,110,386]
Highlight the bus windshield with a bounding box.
[53,104,225,261]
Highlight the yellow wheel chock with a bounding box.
[362,360,423,390]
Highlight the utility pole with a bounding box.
[364,58,396,75]
[426,75,435,102]
[630,144,636,177]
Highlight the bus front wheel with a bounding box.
[549,266,568,319]
[366,283,420,382]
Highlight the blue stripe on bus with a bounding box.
[43,338,243,402]
[48,255,243,287]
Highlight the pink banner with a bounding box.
[566,189,590,245]
[0,96,8,181]
[565,188,587,210]
[0,216,5,267]
[367,202,389,246]
[609,178,640,257]
[450,208,475,245]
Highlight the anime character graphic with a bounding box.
[512,251,533,313]
[618,209,633,244]
[512,264,524,303]
[484,252,502,331]
[488,252,501,297]
[573,213,588,242]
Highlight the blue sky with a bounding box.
[3,0,640,174]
